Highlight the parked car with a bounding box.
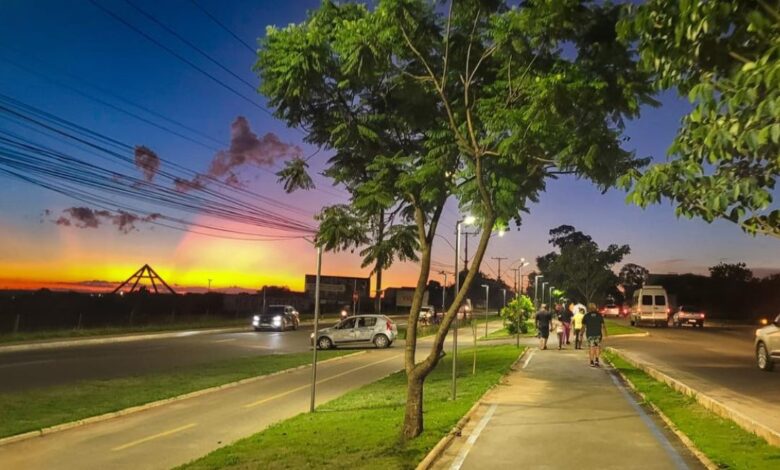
[252,304,300,331]
[672,305,706,328]
[755,313,780,372]
[313,314,397,349]
[600,304,621,318]
[629,285,670,327]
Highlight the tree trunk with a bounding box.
[402,370,425,438]
[401,215,496,440]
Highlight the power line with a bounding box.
[121,0,257,92]
[189,0,255,54]
[88,0,272,117]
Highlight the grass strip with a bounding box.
[481,320,537,340]
[0,318,248,345]
[604,319,643,336]
[605,351,780,469]
[179,344,524,470]
[0,350,352,439]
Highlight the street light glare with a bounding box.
[498,229,505,237]
[463,215,476,225]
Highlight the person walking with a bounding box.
[553,314,565,349]
[582,302,608,367]
[572,305,585,349]
[561,303,574,345]
[535,304,552,350]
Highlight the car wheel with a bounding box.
[293,320,299,331]
[254,327,261,332]
[757,342,774,371]
[318,336,333,350]
[373,334,390,349]
[630,318,635,326]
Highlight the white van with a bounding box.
[630,285,670,327]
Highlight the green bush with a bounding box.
[500,295,534,334]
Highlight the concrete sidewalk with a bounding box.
[433,346,704,470]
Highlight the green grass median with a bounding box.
[0,350,352,439]
[179,344,524,470]
[605,351,780,469]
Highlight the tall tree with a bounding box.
[619,1,780,238]
[619,263,649,299]
[709,261,753,283]
[537,225,630,304]
[258,0,653,439]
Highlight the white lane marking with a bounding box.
[522,350,535,369]
[450,404,498,470]
[0,359,55,369]
[111,423,197,452]
[212,338,236,344]
[243,353,403,408]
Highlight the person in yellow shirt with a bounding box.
[572,305,585,349]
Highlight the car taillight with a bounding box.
[387,321,392,331]
[666,308,671,314]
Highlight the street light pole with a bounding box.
[535,275,544,308]
[482,284,490,338]
[549,286,555,307]
[502,288,506,308]
[309,244,323,413]
[541,281,548,307]
[452,220,461,401]
[439,271,449,313]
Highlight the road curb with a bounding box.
[0,351,365,448]
[611,332,650,338]
[607,347,780,448]
[0,326,248,353]
[604,350,719,470]
[415,347,530,470]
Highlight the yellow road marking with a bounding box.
[111,423,197,452]
[244,353,403,409]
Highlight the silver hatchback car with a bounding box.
[313,314,397,349]
[756,313,780,371]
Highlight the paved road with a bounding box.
[0,328,318,393]
[0,326,485,470]
[0,346,410,469]
[610,320,780,441]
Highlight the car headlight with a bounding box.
[253,315,259,321]
[272,315,282,324]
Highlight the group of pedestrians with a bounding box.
[534,302,608,367]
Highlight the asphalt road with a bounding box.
[609,320,780,441]
[0,326,323,393]
[0,346,413,469]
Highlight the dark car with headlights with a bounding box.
[252,305,300,331]
[671,305,706,328]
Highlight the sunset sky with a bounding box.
[1,0,778,294]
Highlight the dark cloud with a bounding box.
[50,207,161,233]
[134,146,160,182]
[173,175,206,192]
[207,116,301,184]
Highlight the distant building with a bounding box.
[304,274,370,308]
[382,287,430,312]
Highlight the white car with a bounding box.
[313,314,397,349]
[755,313,780,372]
[600,304,621,318]
[630,286,670,327]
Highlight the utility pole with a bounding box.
[207,278,212,292]
[510,268,520,295]
[491,257,508,282]
[463,230,479,270]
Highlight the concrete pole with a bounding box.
[309,245,323,413]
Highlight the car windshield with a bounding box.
[606,304,617,308]
[682,306,700,312]
[267,306,285,314]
